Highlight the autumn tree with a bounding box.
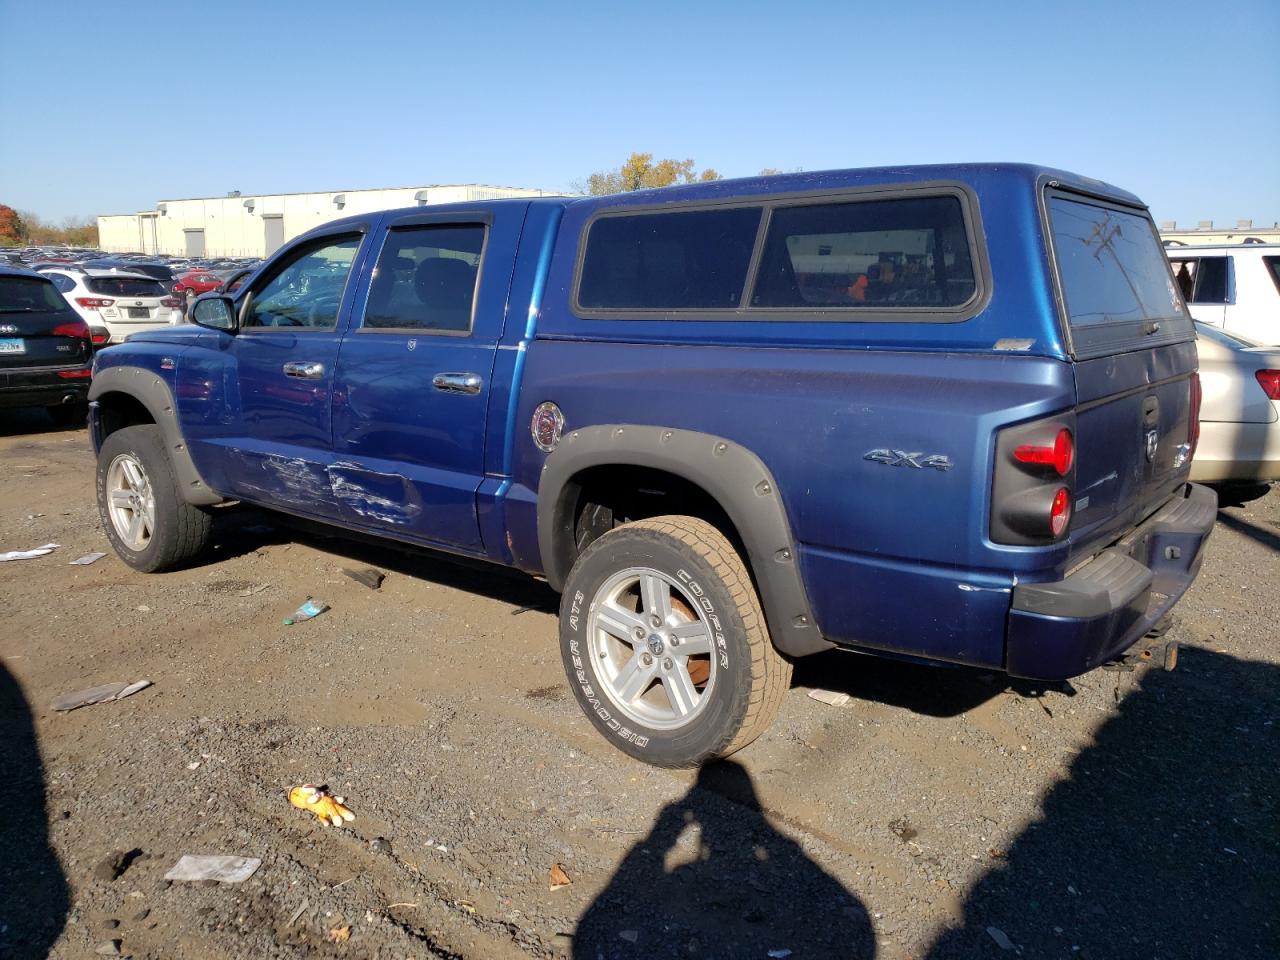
[0,205,27,246]
[578,152,723,196]
[13,210,98,247]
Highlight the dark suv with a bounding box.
[0,266,92,425]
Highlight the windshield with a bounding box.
[0,276,69,312]
[1049,196,1188,328]
[88,277,166,297]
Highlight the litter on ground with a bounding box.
[1,542,59,561]
[51,679,152,712]
[164,854,262,883]
[289,784,356,826]
[808,688,852,707]
[70,552,107,565]
[343,567,386,590]
[283,599,328,625]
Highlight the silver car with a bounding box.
[1192,322,1280,484]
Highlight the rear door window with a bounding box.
[0,276,67,312]
[362,224,485,333]
[1047,194,1193,353]
[1167,256,1229,304]
[1263,256,1280,295]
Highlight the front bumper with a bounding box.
[1006,483,1217,680]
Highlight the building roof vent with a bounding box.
[1236,219,1252,229]
[414,190,431,206]
[243,198,256,213]
[1160,220,1176,230]
[1197,220,1213,230]
[332,194,346,210]
[157,203,167,216]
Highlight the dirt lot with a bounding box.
[0,408,1276,960]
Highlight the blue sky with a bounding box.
[2,0,1276,226]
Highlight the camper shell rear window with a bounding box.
[1045,190,1194,356]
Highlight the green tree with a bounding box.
[0,205,26,246]
[579,152,723,196]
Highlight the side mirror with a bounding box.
[191,294,238,333]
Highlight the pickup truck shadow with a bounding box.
[1215,509,1280,553]
[791,649,1067,718]
[0,661,69,958]
[924,647,1278,960]
[573,759,874,959]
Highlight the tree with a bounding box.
[578,152,723,196]
[0,205,26,247]
[11,209,98,247]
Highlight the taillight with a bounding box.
[90,330,110,345]
[1257,370,1280,401]
[75,297,114,309]
[991,416,1076,545]
[52,319,90,339]
[161,296,181,307]
[57,368,92,379]
[1013,428,1074,476]
[1049,487,1071,537]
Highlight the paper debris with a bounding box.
[164,854,261,883]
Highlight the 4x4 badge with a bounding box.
[864,448,952,471]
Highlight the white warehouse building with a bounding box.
[98,183,558,258]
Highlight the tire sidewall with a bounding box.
[95,425,184,573]
[560,527,753,766]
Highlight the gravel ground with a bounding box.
[0,408,1275,960]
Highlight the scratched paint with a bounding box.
[328,462,422,525]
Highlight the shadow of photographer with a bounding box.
[0,660,69,958]
[925,647,1278,959]
[574,759,874,959]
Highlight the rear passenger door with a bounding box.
[330,205,527,551]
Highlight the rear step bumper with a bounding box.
[1005,483,1217,680]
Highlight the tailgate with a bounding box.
[1045,190,1199,557]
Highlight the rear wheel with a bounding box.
[96,425,213,572]
[559,516,791,767]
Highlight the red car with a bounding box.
[172,271,225,306]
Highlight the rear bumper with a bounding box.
[0,365,92,409]
[1006,483,1216,680]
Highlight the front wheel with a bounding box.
[96,424,213,572]
[559,516,792,767]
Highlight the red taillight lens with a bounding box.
[52,319,90,339]
[161,296,180,307]
[75,297,114,309]
[57,368,92,379]
[1014,428,1074,476]
[1049,487,1071,537]
[90,330,110,345]
[1257,370,1280,401]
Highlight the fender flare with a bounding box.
[537,424,831,658]
[88,366,223,506]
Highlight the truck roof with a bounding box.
[311,163,1146,233]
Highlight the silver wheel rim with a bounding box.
[106,453,156,551]
[587,567,717,730]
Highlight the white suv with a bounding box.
[1165,242,1280,344]
[40,268,182,343]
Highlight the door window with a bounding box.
[1168,256,1229,304]
[361,224,485,332]
[243,235,362,330]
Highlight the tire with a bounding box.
[95,424,213,572]
[559,515,792,767]
[46,402,88,428]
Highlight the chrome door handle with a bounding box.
[432,372,483,395]
[282,361,325,379]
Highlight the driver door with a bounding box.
[212,229,368,517]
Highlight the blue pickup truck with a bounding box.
[88,163,1215,766]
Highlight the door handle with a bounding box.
[432,372,483,396]
[282,361,325,379]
